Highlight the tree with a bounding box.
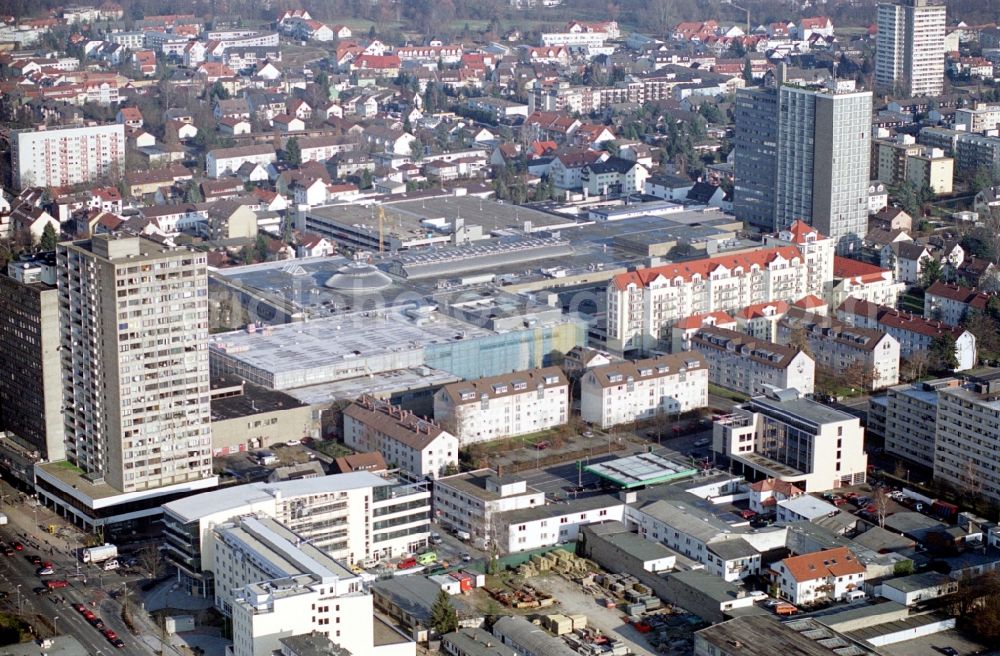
[972,166,996,194]
[184,181,203,203]
[39,223,58,251]
[139,542,163,580]
[920,257,943,288]
[787,325,813,357]
[430,588,459,635]
[742,58,753,84]
[254,234,269,263]
[960,226,998,261]
[929,333,959,372]
[285,137,302,166]
[873,487,890,528]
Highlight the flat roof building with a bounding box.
[713,387,868,492]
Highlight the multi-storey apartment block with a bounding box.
[777,308,900,390]
[607,244,819,355]
[11,123,125,189]
[580,353,708,429]
[934,370,1000,505]
[35,236,219,537]
[876,0,946,97]
[690,326,815,397]
[433,368,568,445]
[874,379,958,468]
[433,470,545,551]
[343,395,458,479]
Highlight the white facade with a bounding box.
[777,309,900,391]
[214,516,412,656]
[607,242,823,354]
[343,396,458,479]
[690,326,816,397]
[433,368,568,445]
[772,547,866,605]
[12,123,125,189]
[580,353,708,429]
[162,472,432,596]
[713,388,869,492]
[433,470,545,551]
[502,498,626,552]
[206,145,277,178]
[876,0,946,97]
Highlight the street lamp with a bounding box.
[15,585,21,614]
[53,615,58,636]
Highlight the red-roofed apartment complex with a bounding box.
[607,221,833,354]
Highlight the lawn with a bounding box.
[314,440,356,459]
[708,384,749,402]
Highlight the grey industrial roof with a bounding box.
[779,495,840,520]
[584,522,678,563]
[883,571,953,593]
[707,538,759,561]
[883,512,947,536]
[491,617,578,656]
[442,628,517,656]
[637,498,741,543]
[748,392,858,427]
[667,569,749,603]
[373,576,479,624]
[210,381,308,421]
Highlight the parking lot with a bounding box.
[875,628,987,656]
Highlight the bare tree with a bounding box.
[873,487,890,528]
[139,542,163,580]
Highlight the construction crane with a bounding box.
[377,206,386,253]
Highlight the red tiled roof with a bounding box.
[736,300,789,320]
[833,256,891,281]
[613,247,802,291]
[674,311,736,330]
[784,219,824,244]
[780,547,864,582]
[794,294,826,309]
[926,280,991,310]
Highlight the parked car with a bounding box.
[693,438,710,448]
[397,558,418,570]
[36,567,54,576]
[101,629,118,641]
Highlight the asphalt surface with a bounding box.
[0,485,158,656]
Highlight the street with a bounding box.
[0,485,161,656]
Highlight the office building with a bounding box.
[11,123,125,190]
[433,368,568,445]
[162,473,431,596]
[876,0,946,97]
[0,255,64,482]
[580,353,708,429]
[934,370,1000,504]
[343,395,458,479]
[712,387,869,491]
[35,236,218,537]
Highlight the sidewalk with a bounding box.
[0,480,79,557]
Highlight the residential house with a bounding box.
[206,144,277,178]
[296,233,336,258]
[580,158,649,196]
[771,547,866,605]
[924,280,991,325]
[881,241,932,285]
[837,298,977,371]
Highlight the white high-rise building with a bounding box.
[11,123,125,190]
[876,0,946,98]
[35,236,218,535]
